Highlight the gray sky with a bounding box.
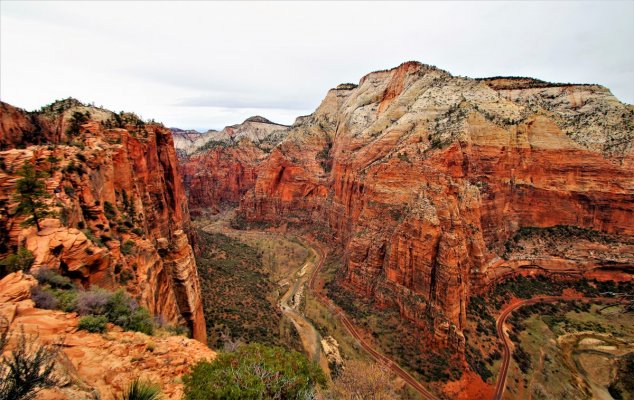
[1,1,633,131]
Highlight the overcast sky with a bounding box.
[1,1,633,131]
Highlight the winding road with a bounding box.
[306,244,440,400]
[279,250,324,364]
[203,215,629,400]
[493,295,624,400]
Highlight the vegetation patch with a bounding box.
[195,230,294,349]
[183,343,325,400]
[502,301,634,399]
[32,269,154,335]
[487,274,633,309]
[466,275,633,383]
[502,225,632,259]
[0,325,59,400]
[0,247,35,279]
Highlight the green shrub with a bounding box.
[35,268,74,290]
[430,137,443,149]
[121,240,135,256]
[82,229,103,246]
[127,308,154,335]
[183,343,325,400]
[51,289,78,312]
[0,247,35,278]
[120,379,162,400]
[105,290,154,335]
[66,111,90,137]
[0,327,59,400]
[512,344,532,373]
[397,152,411,163]
[165,324,189,337]
[103,201,117,220]
[78,315,108,333]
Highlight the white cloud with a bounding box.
[1,1,632,131]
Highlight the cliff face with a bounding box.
[0,99,206,342]
[177,117,289,211]
[239,62,634,343]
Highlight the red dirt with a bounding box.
[444,370,495,400]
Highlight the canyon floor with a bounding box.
[189,209,634,400]
[501,300,634,400]
[193,210,432,399]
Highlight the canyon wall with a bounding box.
[239,62,634,344]
[0,99,206,342]
[177,116,289,211]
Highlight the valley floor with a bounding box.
[193,210,432,399]
[500,300,634,400]
[191,209,634,400]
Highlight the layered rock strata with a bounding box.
[177,116,289,210]
[237,62,634,346]
[0,99,206,342]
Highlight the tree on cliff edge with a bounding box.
[13,162,54,232]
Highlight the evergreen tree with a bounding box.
[13,163,54,231]
[46,155,59,175]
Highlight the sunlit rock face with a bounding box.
[235,61,634,345]
[0,99,206,342]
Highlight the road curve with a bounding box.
[279,256,323,363]
[493,295,623,400]
[306,244,440,400]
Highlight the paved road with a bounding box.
[306,244,440,400]
[493,295,623,400]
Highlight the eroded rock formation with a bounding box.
[0,99,206,342]
[177,116,289,211]
[237,62,634,346]
[0,272,215,400]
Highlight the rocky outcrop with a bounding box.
[171,128,218,158]
[238,61,634,345]
[0,272,215,400]
[0,99,206,342]
[177,117,290,211]
[172,116,289,157]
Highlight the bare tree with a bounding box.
[328,360,399,400]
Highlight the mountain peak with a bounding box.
[244,116,274,124]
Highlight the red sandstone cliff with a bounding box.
[177,116,289,211]
[0,99,206,342]
[238,62,634,345]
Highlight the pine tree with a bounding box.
[13,163,54,232]
[46,155,59,175]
